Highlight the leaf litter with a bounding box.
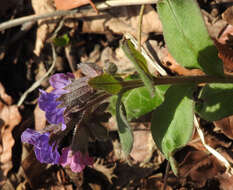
[1,0,233,189]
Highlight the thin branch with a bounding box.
[0,10,78,32]
[0,0,158,31]
[17,44,57,106]
[163,161,170,190]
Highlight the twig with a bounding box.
[138,5,145,51]
[0,0,158,31]
[0,10,78,32]
[194,116,233,175]
[163,161,170,190]
[17,44,57,106]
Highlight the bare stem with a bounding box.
[137,4,145,51]
[17,44,57,106]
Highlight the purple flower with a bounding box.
[59,147,93,172]
[38,73,74,127]
[21,128,60,164]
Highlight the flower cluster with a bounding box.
[21,71,94,172]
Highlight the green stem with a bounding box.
[121,75,233,90]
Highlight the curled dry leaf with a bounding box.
[179,150,225,188]
[216,25,233,73]
[31,0,56,56]
[145,173,172,190]
[54,0,98,13]
[222,6,233,26]
[0,83,22,176]
[82,5,162,43]
[130,123,155,164]
[93,158,116,184]
[217,173,233,190]
[34,104,46,131]
[214,115,233,140]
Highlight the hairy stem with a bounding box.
[121,75,233,90]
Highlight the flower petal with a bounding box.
[38,90,60,112]
[49,73,74,90]
[21,128,41,145]
[21,129,60,164]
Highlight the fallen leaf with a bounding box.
[0,83,22,176]
[214,115,233,140]
[54,0,98,13]
[217,173,233,190]
[145,173,173,190]
[222,6,233,26]
[179,150,225,188]
[34,104,46,131]
[130,123,155,163]
[82,5,162,43]
[93,158,116,184]
[31,0,56,56]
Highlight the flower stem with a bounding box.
[121,75,233,90]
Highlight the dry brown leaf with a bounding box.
[163,52,204,76]
[179,150,225,188]
[222,6,233,26]
[54,0,98,13]
[214,115,233,140]
[82,5,162,43]
[145,174,173,190]
[217,173,233,190]
[215,25,233,73]
[130,123,155,163]
[93,158,116,183]
[34,104,46,131]
[0,83,22,176]
[31,0,56,56]
[100,46,135,73]
[21,148,48,189]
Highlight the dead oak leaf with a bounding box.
[217,173,233,190]
[31,0,56,56]
[0,83,21,176]
[214,115,233,140]
[82,5,162,43]
[179,150,225,188]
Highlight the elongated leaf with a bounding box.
[157,0,223,76]
[116,94,134,155]
[196,83,233,121]
[121,39,155,96]
[88,74,122,94]
[151,85,195,175]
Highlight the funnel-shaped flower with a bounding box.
[21,128,60,164]
[38,73,74,129]
[59,147,93,172]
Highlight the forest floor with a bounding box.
[0,0,233,189]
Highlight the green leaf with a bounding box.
[53,34,70,47]
[116,94,134,155]
[88,74,122,94]
[151,85,195,175]
[157,0,223,76]
[109,85,170,121]
[121,39,155,96]
[196,83,233,121]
